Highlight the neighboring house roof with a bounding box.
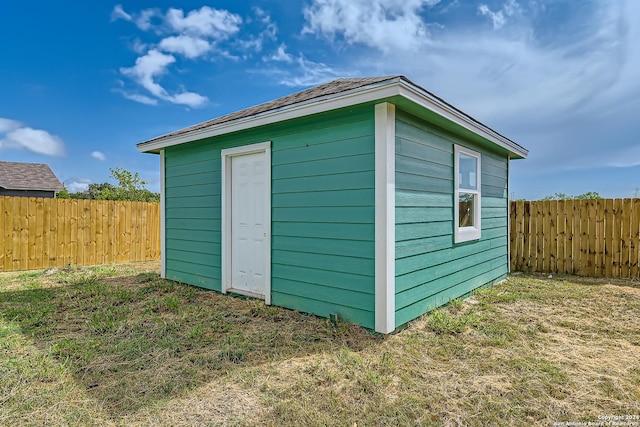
[0,161,64,192]
[137,75,528,159]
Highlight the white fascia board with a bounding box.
[374,102,396,334]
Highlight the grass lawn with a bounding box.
[1,262,639,426]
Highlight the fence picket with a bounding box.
[595,199,605,277]
[557,200,566,274]
[632,199,640,278]
[621,199,632,278]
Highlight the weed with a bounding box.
[426,308,477,334]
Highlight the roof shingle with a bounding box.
[143,76,402,145]
[0,161,64,191]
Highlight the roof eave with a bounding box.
[0,186,61,192]
[137,78,528,159]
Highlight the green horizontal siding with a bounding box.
[163,104,376,328]
[394,109,510,328]
[395,265,508,326]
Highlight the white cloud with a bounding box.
[159,35,211,59]
[120,49,208,108]
[120,49,176,97]
[136,9,161,31]
[111,4,132,22]
[267,44,293,62]
[91,151,106,161]
[296,0,640,178]
[65,179,92,193]
[120,91,159,106]
[165,6,242,38]
[237,8,277,53]
[303,0,441,52]
[263,55,347,87]
[478,0,522,30]
[478,5,506,29]
[0,118,22,133]
[116,6,244,107]
[0,126,65,156]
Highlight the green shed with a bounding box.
[137,76,528,334]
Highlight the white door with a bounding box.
[230,151,267,297]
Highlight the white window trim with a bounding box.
[220,141,272,304]
[454,145,481,243]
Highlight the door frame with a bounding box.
[221,141,271,304]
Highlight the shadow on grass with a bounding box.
[0,267,379,420]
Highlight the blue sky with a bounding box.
[1,0,638,199]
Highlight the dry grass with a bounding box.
[1,263,639,426]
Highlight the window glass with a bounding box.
[459,153,477,190]
[458,193,475,227]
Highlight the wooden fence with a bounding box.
[510,199,640,278]
[0,196,160,272]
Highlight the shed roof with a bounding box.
[0,161,64,192]
[138,75,528,158]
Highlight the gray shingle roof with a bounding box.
[142,76,402,145]
[137,75,527,158]
[0,161,64,191]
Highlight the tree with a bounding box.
[56,187,70,199]
[540,192,602,201]
[67,168,159,202]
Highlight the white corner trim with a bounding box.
[220,141,272,304]
[507,154,511,273]
[375,103,396,334]
[160,149,166,279]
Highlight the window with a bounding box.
[454,145,481,243]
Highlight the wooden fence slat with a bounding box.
[27,198,37,270]
[632,199,640,278]
[578,200,588,276]
[594,199,605,277]
[587,200,596,277]
[70,200,79,266]
[567,200,577,275]
[87,200,97,266]
[141,202,149,260]
[132,202,140,262]
[0,198,5,271]
[41,198,51,269]
[621,199,632,278]
[58,199,65,267]
[523,201,531,272]
[49,198,58,267]
[533,201,542,272]
[604,199,614,278]
[509,201,517,271]
[106,200,115,264]
[612,199,622,277]
[557,200,566,274]
[95,200,104,265]
[62,199,72,267]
